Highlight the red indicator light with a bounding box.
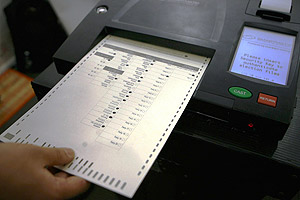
[248,123,254,128]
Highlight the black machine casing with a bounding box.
[53,0,300,140]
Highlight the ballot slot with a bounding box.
[106,27,216,59]
[0,35,210,198]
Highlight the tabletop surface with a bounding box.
[272,79,300,167]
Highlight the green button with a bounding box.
[229,87,252,99]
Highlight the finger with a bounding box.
[48,166,60,174]
[41,147,75,166]
[54,171,69,178]
[54,176,90,199]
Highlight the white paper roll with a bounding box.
[260,0,292,13]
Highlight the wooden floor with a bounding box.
[0,69,35,127]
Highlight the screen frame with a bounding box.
[227,22,298,88]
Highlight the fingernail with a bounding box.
[64,148,74,158]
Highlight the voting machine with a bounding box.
[2,0,300,199]
[53,0,300,141]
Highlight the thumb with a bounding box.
[53,176,91,199]
[41,147,75,166]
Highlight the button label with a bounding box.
[229,87,252,99]
[257,93,277,107]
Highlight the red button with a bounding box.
[257,93,277,107]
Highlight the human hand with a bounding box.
[0,143,90,200]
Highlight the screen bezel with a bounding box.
[228,23,298,87]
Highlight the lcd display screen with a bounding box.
[229,27,296,85]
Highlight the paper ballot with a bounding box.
[0,35,209,198]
